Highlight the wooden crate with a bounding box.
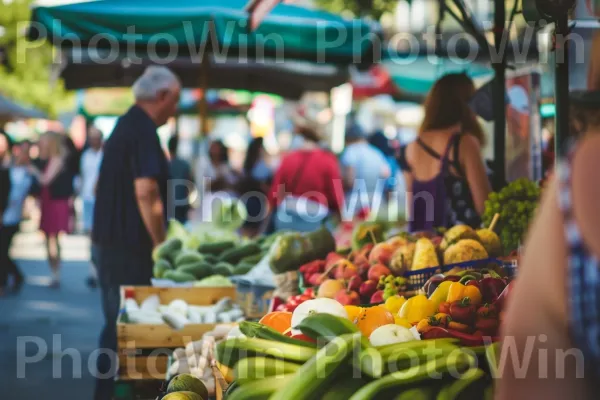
[117,286,236,381]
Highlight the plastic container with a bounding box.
[404,258,517,290]
[235,280,275,319]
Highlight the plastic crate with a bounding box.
[235,281,275,319]
[404,258,517,291]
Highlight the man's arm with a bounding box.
[135,177,166,247]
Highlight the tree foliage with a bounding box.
[313,0,400,20]
[0,0,72,118]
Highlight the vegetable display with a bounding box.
[218,307,497,400]
[482,177,540,254]
[123,295,245,327]
[153,220,281,284]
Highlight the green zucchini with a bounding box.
[269,334,359,400]
[198,241,236,255]
[219,244,261,264]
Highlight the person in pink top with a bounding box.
[29,132,71,288]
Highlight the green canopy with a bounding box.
[383,57,494,96]
[30,0,381,66]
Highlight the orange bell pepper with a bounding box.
[447,282,482,305]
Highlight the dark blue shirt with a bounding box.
[92,105,168,253]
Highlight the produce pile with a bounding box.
[215,311,500,400]
[122,293,245,327]
[152,220,279,284]
[161,324,238,399]
[294,223,503,309]
[482,178,540,254]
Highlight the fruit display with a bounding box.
[218,307,499,400]
[297,223,504,303]
[413,269,513,343]
[122,294,245,327]
[482,177,540,254]
[153,220,281,284]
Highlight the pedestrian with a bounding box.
[80,127,104,288]
[0,142,33,295]
[194,139,238,222]
[167,134,192,224]
[265,107,343,232]
[497,91,600,399]
[29,132,71,288]
[239,137,273,237]
[397,73,491,232]
[91,66,180,400]
[341,124,390,217]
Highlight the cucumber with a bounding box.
[152,238,183,263]
[436,368,486,400]
[239,252,264,265]
[269,334,359,400]
[219,244,261,264]
[395,388,436,400]
[234,263,253,275]
[226,376,293,400]
[321,376,369,400]
[203,254,219,264]
[296,313,368,348]
[174,250,204,267]
[349,351,476,400]
[213,262,234,277]
[216,337,317,368]
[238,321,315,348]
[153,259,173,278]
[234,357,301,385]
[198,241,236,256]
[224,380,240,399]
[177,261,212,280]
[163,270,196,283]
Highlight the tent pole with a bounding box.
[554,16,569,161]
[199,55,210,137]
[492,0,506,189]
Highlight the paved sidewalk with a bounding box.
[0,231,102,400]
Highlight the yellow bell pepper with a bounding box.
[447,282,482,305]
[394,316,412,328]
[399,294,436,325]
[384,295,407,315]
[428,281,453,311]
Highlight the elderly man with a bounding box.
[92,66,180,400]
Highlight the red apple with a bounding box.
[335,289,360,306]
[307,273,326,287]
[368,243,395,265]
[370,290,385,304]
[347,276,363,292]
[359,280,378,299]
[334,260,358,280]
[368,264,392,282]
[357,264,370,281]
[325,252,345,269]
[353,253,369,266]
[358,243,375,260]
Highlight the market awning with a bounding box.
[351,57,494,101]
[0,93,47,120]
[30,0,381,67]
[56,51,349,100]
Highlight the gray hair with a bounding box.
[132,66,180,101]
